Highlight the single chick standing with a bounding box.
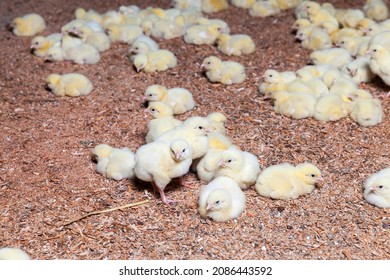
[45,73,93,97]
[364,168,390,208]
[134,139,193,205]
[202,56,246,85]
[198,176,245,222]
[92,144,136,181]
[255,162,322,200]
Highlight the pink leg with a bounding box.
[152,181,176,206]
[178,176,195,189]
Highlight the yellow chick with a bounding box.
[231,0,256,9]
[215,146,261,190]
[196,17,230,33]
[128,35,159,55]
[201,0,229,13]
[92,144,136,181]
[75,8,103,23]
[310,48,353,69]
[105,24,143,44]
[367,44,390,93]
[144,84,195,114]
[156,116,212,160]
[207,112,227,135]
[134,139,193,205]
[356,18,383,36]
[133,49,177,73]
[30,33,62,57]
[264,69,297,84]
[198,176,245,222]
[101,10,126,28]
[45,73,93,97]
[330,27,362,44]
[329,75,358,96]
[291,18,312,31]
[11,13,46,37]
[313,93,352,122]
[201,56,246,85]
[342,56,376,84]
[61,19,103,34]
[148,16,186,40]
[249,0,281,17]
[255,162,322,200]
[364,168,390,208]
[0,248,31,260]
[337,36,370,57]
[302,1,338,26]
[145,102,182,143]
[296,25,332,51]
[68,24,110,52]
[173,0,202,10]
[336,8,365,28]
[44,46,64,62]
[271,91,317,119]
[184,23,222,45]
[350,97,383,127]
[363,0,389,21]
[216,33,256,56]
[276,0,302,10]
[64,43,100,64]
[195,133,233,182]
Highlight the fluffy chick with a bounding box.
[68,24,110,52]
[272,91,317,119]
[350,97,383,127]
[11,13,46,36]
[156,116,212,160]
[201,0,229,13]
[134,139,193,205]
[255,162,322,200]
[61,35,100,64]
[45,73,93,97]
[296,25,332,51]
[0,248,31,260]
[216,33,256,56]
[145,102,182,143]
[75,8,103,23]
[310,48,353,69]
[184,23,222,45]
[313,93,352,122]
[302,1,338,26]
[30,33,62,57]
[342,56,375,84]
[249,0,281,18]
[263,69,297,84]
[133,49,177,73]
[196,17,230,34]
[364,168,390,208]
[207,112,227,135]
[215,146,261,190]
[201,56,246,85]
[144,84,195,114]
[363,0,389,21]
[128,35,159,55]
[105,24,143,44]
[198,176,245,222]
[92,144,136,180]
[367,44,390,95]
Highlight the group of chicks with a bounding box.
[258,0,389,127]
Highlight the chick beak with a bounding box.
[366,50,372,56]
[206,203,214,211]
[218,160,225,168]
[30,45,36,50]
[205,127,212,133]
[174,151,182,160]
[201,63,206,69]
[144,108,150,113]
[369,186,378,193]
[136,67,141,73]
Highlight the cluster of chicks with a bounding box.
[7,0,390,228]
[258,0,389,127]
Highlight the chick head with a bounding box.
[263,69,280,83]
[30,36,47,50]
[365,177,390,197]
[92,144,113,161]
[292,19,311,31]
[133,54,148,72]
[356,18,378,35]
[11,17,25,30]
[45,74,61,90]
[201,56,222,71]
[218,147,244,169]
[183,116,212,136]
[129,41,150,54]
[146,101,174,118]
[319,21,338,35]
[105,24,120,37]
[170,139,192,161]
[44,47,63,62]
[296,163,322,185]
[75,8,86,19]
[141,20,154,35]
[206,188,231,211]
[366,44,386,60]
[216,33,230,44]
[344,62,358,77]
[207,112,227,125]
[144,85,168,101]
[302,1,321,15]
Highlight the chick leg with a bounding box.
[178,176,194,188]
[152,181,176,206]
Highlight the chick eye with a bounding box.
[373,49,377,52]
[151,108,155,112]
[215,200,220,204]
[207,62,211,65]
[269,74,273,77]
[310,174,316,178]
[379,185,383,189]
[368,28,373,31]
[182,148,186,153]
[198,126,203,129]
[135,47,139,50]
[149,94,153,96]
[227,159,232,163]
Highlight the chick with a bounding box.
[350,97,383,127]
[128,35,159,55]
[133,49,177,73]
[201,0,229,13]
[363,0,389,21]
[313,93,352,122]
[310,48,353,69]
[147,16,186,40]
[184,23,222,45]
[156,116,212,160]
[30,33,62,57]
[330,27,362,44]
[144,85,195,114]
[364,168,390,208]
[173,0,202,10]
[328,75,358,96]
[342,56,375,84]
[231,0,256,9]
[68,24,110,52]
[92,144,136,180]
[215,146,260,190]
[0,248,31,260]
[249,0,281,18]
[276,0,302,10]
[296,25,332,51]
[207,112,227,135]
[198,176,245,222]
[11,13,46,37]
[263,69,297,84]
[367,44,390,94]
[75,8,103,23]
[105,24,143,44]
[44,46,64,62]
[336,9,365,28]
[196,17,230,34]
[61,19,103,34]
[134,139,193,205]
[45,73,93,97]
[145,102,182,143]
[216,33,256,56]
[272,91,317,119]
[61,35,100,64]
[201,56,246,85]
[302,1,338,26]
[255,162,322,200]
[292,18,312,31]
